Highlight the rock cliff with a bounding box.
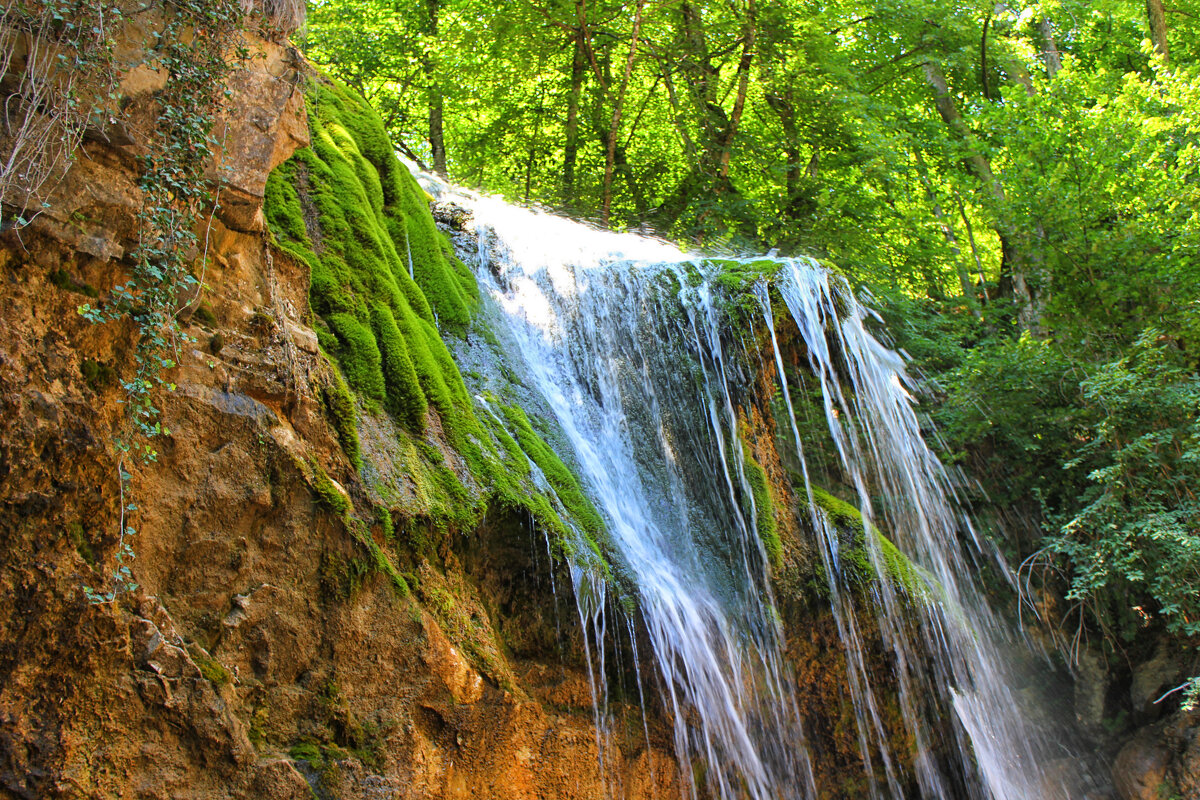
[0,8,678,798]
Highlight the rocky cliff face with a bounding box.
[0,13,678,799]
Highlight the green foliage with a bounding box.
[1047,330,1200,641]
[933,331,1084,514]
[892,299,1199,681]
[80,0,248,461]
[981,60,1200,347]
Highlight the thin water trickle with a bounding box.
[413,165,1095,800]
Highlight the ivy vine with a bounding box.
[77,0,249,602]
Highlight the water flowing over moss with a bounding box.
[808,486,926,597]
[740,442,781,567]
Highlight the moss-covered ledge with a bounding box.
[808,486,929,599]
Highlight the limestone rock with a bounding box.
[1130,642,1182,721]
[211,36,310,232]
[0,10,683,800]
[1075,647,1111,738]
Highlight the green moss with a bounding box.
[264,74,484,462]
[353,524,410,596]
[741,443,781,567]
[325,312,387,404]
[192,301,217,327]
[808,486,927,597]
[49,268,98,297]
[187,643,233,686]
[289,741,342,793]
[374,506,394,541]
[706,258,784,327]
[247,705,269,750]
[289,742,323,763]
[370,301,427,430]
[876,532,924,598]
[311,462,352,517]
[264,73,622,588]
[80,359,116,391]
[499,404,607,559]
[66,521,96,564]
[319,549,371,600]
[809,487,866,532]
[321,368,362,469]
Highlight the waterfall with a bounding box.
[415,169,1096,800]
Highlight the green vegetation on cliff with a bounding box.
[264,77,476,436]
[263,74,613,582]
[809,486,926,598]
[740,442,781,568]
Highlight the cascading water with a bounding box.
[416,168,1097,799]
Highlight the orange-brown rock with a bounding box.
[0,16,678,800]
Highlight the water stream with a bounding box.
[416,171,1094,799]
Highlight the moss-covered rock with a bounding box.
[321,367,362,469]
[264,76,476,434]
[741,442,782,567]
[265,73,615,591]
[498,403,607,560]
[808,486,927,598]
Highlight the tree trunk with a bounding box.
[654,46,698,163]
[1006,57,1037,97]
[953,190,988,302]
[677,1,723,180]
[602,0,645,225]
[765,91,800,205]
[1146,0,1170,64]
[923,60,1040,327]
[614,141,647,216]
[563,19,587,206]
[717,0,756,181]
[1039,18,1062,79]
[425,0,447,177]
[922,61,1000,194]
[914,150,980,315]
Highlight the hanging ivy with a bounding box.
[78,0,249,602]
